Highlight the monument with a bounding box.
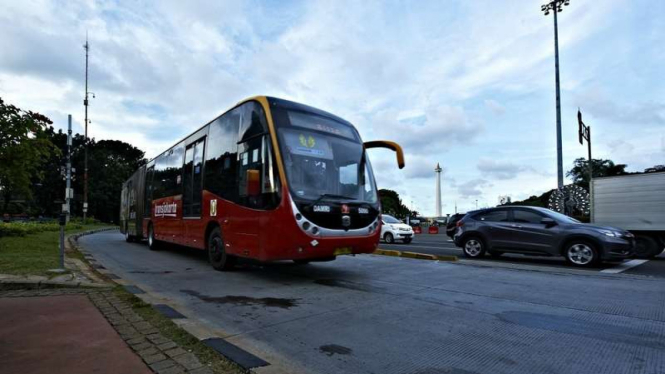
[435,163,442,217]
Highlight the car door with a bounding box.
[474,209,512,248]
[506,208,559,253]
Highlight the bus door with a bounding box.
[183,137,206,247]
[231,138,261,256]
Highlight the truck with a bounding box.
[591,172,665,258]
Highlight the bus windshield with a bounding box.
[275,110,378,204]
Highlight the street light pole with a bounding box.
[541,0,570,190]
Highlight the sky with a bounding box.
[1,0,663,216]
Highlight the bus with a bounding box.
[120,96,404,270]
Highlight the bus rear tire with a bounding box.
[124,228,134,243]
[208,227,236,271]
[148,224,160,251]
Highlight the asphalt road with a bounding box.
[81,231,665,374]
[382,232,665,277]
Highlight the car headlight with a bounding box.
[598,229,621,237]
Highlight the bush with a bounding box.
[0,221,84,238]
[69,216,101,225]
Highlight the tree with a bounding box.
[85,139,145,223]
[566,158,628,190]
[378,189,416,219]
[0,97,59,213]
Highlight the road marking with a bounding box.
[600,259,649,274]
[383,244,460,251]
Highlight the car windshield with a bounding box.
[275,110,378,204]
[382,215,400,224]
[541,208,581,223]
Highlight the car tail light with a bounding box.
[456,220,464,227]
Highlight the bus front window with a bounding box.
[276,112,378,205]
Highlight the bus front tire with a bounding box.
[208,227,236,271]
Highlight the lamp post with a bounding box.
[541,0,570,190]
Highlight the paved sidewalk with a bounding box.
[0,288,217,374]
[0,292,152,374]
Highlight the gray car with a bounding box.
[453,206,635,267]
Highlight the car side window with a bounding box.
[512,210,544,224]
[475,210,508,222]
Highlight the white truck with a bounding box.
[591,172,665,258]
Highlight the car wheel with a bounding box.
[147,224,160,251]
[634,235,660,259]
[384,232,395,244]
[462,237,485,258]
[208,227,236,271]
[564,240,599,267]
[403,237,412,244]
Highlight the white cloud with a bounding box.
[0,0,661,216]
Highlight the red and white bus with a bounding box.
[120,96,404,270]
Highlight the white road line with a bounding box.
[600,259,649,274]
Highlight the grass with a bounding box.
[0,224,111,276]
[113,287,245,374]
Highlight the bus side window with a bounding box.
[204,109,240,203]
[144,165,154,216]
[153,143,185,199]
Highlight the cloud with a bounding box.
[477,158,524,180]
[484,99,505,115]
[576,88,665,126]
[0,0,661,217]
[457,178,491,198]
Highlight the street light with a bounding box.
[541,0,570,190]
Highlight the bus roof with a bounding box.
[145,96,354,165]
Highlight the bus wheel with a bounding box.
[148,224,160,251]
[124,228,133,243]
[293,259,311,265]
[208,227,235,271]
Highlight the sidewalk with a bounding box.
[0,290,152,374]
[0,286,218,374]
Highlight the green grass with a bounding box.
[0,224,111,276]
[113,287,244,374]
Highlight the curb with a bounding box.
[373,249,458,262]
[0,279,112,291]
[75,229,270,372]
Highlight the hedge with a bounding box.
[0,222,84,238]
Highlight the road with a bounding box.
[81,231,665,374]
[382,232,665,277]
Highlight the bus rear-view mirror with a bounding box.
[364,140,405,169]
[246,169,261,197]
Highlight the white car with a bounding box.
[381,214,414,244]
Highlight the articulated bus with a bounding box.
[120,96,404,270]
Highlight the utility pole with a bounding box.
[83,35,92,221]
[541,0,570,190]
[65,115,73,222]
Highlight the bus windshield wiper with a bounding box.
[306,193,356,210]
